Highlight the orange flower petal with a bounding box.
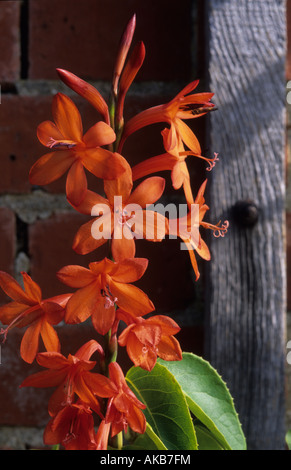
[73,218,108,255]
[186,242,200,281]
[162,124,180,157]
[109,280,154,316]
[89,258,114,276]
[83,121,116,148]
[73,373,101,414]
[20,369,67,389]
[111,258,148,283]
[21,272,42,303]
[104,158,133,203]
[95,420,111,450]
[70,190,109,215]
[48,382,69,416]
[127,176,165,207]
[41,301,65,325]
[57,265,96,288]
[0,301,27,325]
[40,320,61,353]
[29,150,73,186]
[83,371,117,398]
[132,153,175,181]
[65,281,100,324]
[111,224,136,262]
[20,319,42,363]
[126,405,146,434]
[37,120,71,147]
[0,271,35,305]
[175,118,201,154]
[91,297,116,336]
[75,339,104,361]
[175,80,200,100]
[146,315,180,336]
[52,93,83,142]
[36,351,70,369]
[171,161,189,190]
[138,210,168,241]
[82,149,127,180]
[181,91,214,106]
[66,159,88,206]
[133,323,161,347]
[126,333,157,371]
[196,237,211,261]
[157,335,182,362]
[117,323,135,346]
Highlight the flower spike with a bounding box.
[112,13,136,95]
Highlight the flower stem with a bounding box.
[117,431,123,450]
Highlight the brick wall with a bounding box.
[0,0,207,448]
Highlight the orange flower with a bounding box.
[118,80,214,154]
[71,159,168,261]
[57,257,154,335]
[169,179,229,280]
[0,271,71,363]
[105,361,146,437]
[132,130,219,206]
[43,400,97,450]
[20,340,116,417]
[117,309,182,371]
[95,419,111,450]
[29,92,127,206]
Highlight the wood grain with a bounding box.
[204,0,287,450]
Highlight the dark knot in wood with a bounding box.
[232,200,259,228]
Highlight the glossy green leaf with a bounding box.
[126,363,198,450]
[194,424,224,450]
[123,423,168,450]
[158,353,246,450]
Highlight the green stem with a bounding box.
[117,431,123,450]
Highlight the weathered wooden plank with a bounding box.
[204,0,287,450]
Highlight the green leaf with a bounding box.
[286,429,291,450]
[194,424,224,450]
[126,363,198,450]
[158,353,246,450]
[123,423,168,450]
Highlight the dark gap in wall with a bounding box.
[0,83,18,94]
[20,0,29,79]
[16,215,29,257]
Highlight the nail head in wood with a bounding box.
[232,200,259,227]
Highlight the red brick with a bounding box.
[28,212,109,299]
[287,212,291,310]
[0,94,108,194]
[0,95,50,193]
[0,208,16,303]
[287,0,291,79]
[28,0,192,81]
[0,1,20,82]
